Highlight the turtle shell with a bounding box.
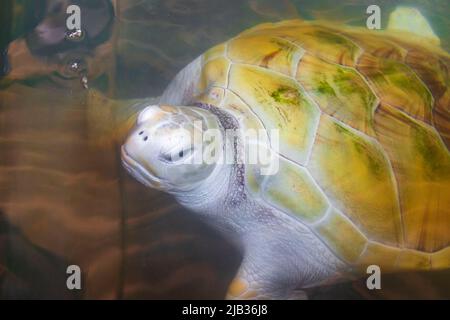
[191,20,450,273]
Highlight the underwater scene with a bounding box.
[0,0,449,300]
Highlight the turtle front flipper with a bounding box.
[226,272,308,300]
[225,260,278,300]
[225,247,296,300]
[221,208,348,300]
[225,255,309,300]
[226,273,258,300]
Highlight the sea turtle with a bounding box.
[121,7,450,299]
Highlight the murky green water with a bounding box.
[0,0,449,299]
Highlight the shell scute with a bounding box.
[203,43,226,64]
[374,103,450,252]
[431,247,450,269]
[307,114,402,246]
[261,157,329,224]
[314,208,367,264]
[296,53,378,135]
[357,53,433,123]
[396,250,431,270]
[404,50,450,150]
[228,34,304,77]
[228,63,320,165]
[197,57,230,93]
[246,23,362,66]
[357,242,400,273]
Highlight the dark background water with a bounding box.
[0,0,449,299]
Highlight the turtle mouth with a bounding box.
[121,146,163,189]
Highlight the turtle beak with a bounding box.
[121,144,164,190]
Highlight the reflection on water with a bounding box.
[0,0,449,299]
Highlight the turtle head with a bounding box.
[121,105,224,193]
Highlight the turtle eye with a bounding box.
[160,147,193,163]
[160,153,173,162]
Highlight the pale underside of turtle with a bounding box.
[157,16,450,298]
